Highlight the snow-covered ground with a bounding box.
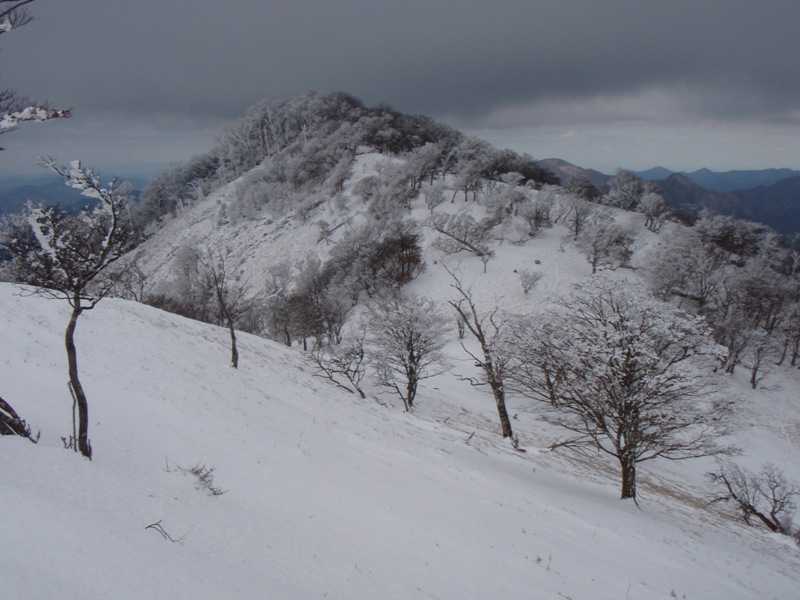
[3,280,800,599]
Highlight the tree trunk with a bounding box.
[228,319,239,369]
[620,455,637,500]
[492,384,513,438]
[65,303,91,459]
[749,361,759,389]
[405,348,418,409]
[485,357,513,438]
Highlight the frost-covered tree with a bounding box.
[638,191,669,232]
[367,293,449,411]
[1,160,133,458]
[780,302,800,367]
[404,141,448,190]
[0,1,70,148]
[450,137,492,202]
[604,169,648,211]
[564,175,602,202]
[516,194,553,238]
[423,180,447,214]
[647,227,726,310]
[576,212,638,274]
[505,278,733,500]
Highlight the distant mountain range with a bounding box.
[647,172,800,235]
[0,174,146,215]
[653,173,800,235]
[635,167,800,192]
[537,158,611,188]
[541,160,800,235]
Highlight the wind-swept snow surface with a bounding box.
[2,284,799,599]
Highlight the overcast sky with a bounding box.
[2,0,799,178]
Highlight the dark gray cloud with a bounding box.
[2,0,799,175]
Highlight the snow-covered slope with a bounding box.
[2,283,800,599]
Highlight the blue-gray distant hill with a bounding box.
[0,174,147,215]
[653,172,800,235]
[732,176,800,235]
[535,161,800,234]
[538,158,610,188]
[636,167,800,192]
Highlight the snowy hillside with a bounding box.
[2,282,800,599]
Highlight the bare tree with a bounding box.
[262,260,295,346]
[742,330,781,390]
[560,196,595,240]
[367,293,449,411]
[110,257,148,302]
[1,159,133,458]
[423,180,447,213]
[516,196,552,238]
[428,212,494,271]
[446,266,514,439]
[708,462,798,535]
[504,277,733,500]
[196,246,253,369]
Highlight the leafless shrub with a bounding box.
[517,269,543,294]
[178,463,228,496]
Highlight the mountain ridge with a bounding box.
[635,166,800,192]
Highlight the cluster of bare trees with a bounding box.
[604,169,669,232]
